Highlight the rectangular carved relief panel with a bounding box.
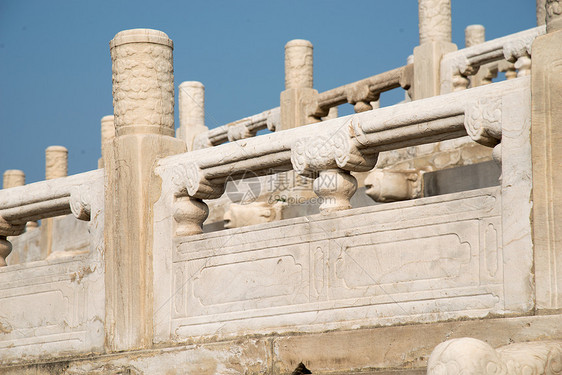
[0,256,104,361]
[168,187,515,339]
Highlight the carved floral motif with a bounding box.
[171,162,223,199]
[291,130,377,175]
[465,97,502,147]
[70,184,92,221]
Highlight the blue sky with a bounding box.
[0,1,535,183]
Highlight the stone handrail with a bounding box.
[441,25,545,93]
[310,64,412,116]
[0,169,102,230]
[193,107,280,149]
[0,168,102,266]
[191,65,412,150]
[157,76,526,235]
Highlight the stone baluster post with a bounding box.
[45,146,68,180]
[3,169,25,190]
[0,170,24,266]
[465,25,495,87]
[504,63,518,80]
[313,169,357,214]
[105,28,186,352]
[177,81,208,151]
[322,106,338,121]
[465,24,485,47]
[538,0,547,25]
[413,0,457,99]
[41,146,68,257]
[531,0,562,311]
[98,115,115,168]
[0,236,11,267]
[280,39,320,130]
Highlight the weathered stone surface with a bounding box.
[105,28,187,352]
[178,81,208,151]
[4,314,562,374]
[156,187,525,341]
[531,28,562,311]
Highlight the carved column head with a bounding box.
[179,81,205,129]
[3,169,24,189]
[45,146,68,180]
[285,39,313,89]
[98,115,115,169]
[110,29,174,137]
[546,0,562,32]
[465,25,485,47]
[418,0,452,45]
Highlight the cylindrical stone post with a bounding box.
[3,170,37,230]
[99,115,115,168]
[532,0,562,310]
[179,81,205,129]
[285,39,313,89]
[178,81,208,150]
[414,0,456,99]
[418,0,452,45]
[110,29,175,137]
[537,0,546,26]
[106,28,187,351]
[43,145,68,257]
[45,146,68,180]
[101,115,116,147]
[3,170,25,189]
[465,25,485,47]
[280,39,317,130]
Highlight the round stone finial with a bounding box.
[465,25,485,47]
[418,0,452,45]
[178,81,205,128]
[3,170,25,189]
[110,28,175,137]
[109,28,173,49]
[285,39,313,90]
[45,146,68,180]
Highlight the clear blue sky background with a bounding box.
[0,1,535,184]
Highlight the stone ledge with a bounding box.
[1,313,562,374]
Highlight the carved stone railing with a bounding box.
[0,168,105,359]
[188,64,412,151]
[310,65,412,116]
[0,169,102,266]
[192,107,280,149]
[153,76,532,341]
[156,77,525,235]
[441,26,546,93]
